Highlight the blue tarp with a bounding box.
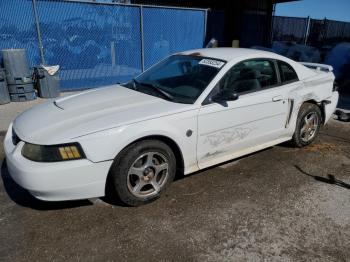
[0,0,206,90]
[142,7,205,69]
[0,0,40,67]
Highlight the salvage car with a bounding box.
[4,48,339,206]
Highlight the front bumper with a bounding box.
[4,124,113,201]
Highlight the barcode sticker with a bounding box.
[199,59,225,69]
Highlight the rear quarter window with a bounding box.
[278,61,299,83]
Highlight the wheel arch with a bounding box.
[132,135,185,175]
[109,134,185,175]
[104,134,185,199]
[302,99,325,124]
[291,99,323,147]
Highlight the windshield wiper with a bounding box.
[133,79,174,101]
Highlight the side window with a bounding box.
[278,61,299,83]
[217,59,278,95]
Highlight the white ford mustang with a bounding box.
[4,48,338,206]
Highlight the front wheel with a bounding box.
[109,140,176,206]
[291,103,322,147]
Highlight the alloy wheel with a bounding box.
[127,152,169,198]
[300,112,319,143]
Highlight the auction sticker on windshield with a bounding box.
[199,59,225,69]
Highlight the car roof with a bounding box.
[179,48,279,62]
[179,47,316,80]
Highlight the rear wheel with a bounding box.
[292,103,322,147]
[109,140,176,206]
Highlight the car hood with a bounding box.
[13,85,195,144]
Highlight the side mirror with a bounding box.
[211,89,239,102]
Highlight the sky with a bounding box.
[275,0,350,22]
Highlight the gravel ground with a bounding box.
[0,93,349,261]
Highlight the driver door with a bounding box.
[197,59,290,169]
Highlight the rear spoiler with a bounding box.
[300,62,333,72]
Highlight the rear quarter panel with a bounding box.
[285,71,336,136]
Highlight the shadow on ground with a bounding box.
[0,159,92,210]
[295,165,350,189]
[0,146,273,210]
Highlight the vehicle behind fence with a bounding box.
[273,16,350,47]
[0,0,206,91]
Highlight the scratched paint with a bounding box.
[203,150,225,159]
[203,127,254,148]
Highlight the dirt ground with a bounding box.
[0,96,349,262]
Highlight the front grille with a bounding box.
[12,128,21,145]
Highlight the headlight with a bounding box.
[22,143,85,162]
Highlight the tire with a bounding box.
[108,140,176,206]
[291,103,322,148]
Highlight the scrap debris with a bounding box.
[335,110,350,122]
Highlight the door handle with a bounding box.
[272,96,283,102]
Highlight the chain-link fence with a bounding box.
[0,0,41,66]
[273,16,350,47]
[0,0,206,90]
[142,7,205,69]
[272,16,309,44]
[308,18,350,47]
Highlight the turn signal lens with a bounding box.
[58,146,81,160]
[22,143,85,162]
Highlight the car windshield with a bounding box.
[123,55,225,104]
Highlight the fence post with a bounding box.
[304,16,311,45]
[140,5,145,72]
[323,17,328,42]
[32,0,45,65]
[270,3,276,47]
[204,9,208,46]
[111,41,116,67]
